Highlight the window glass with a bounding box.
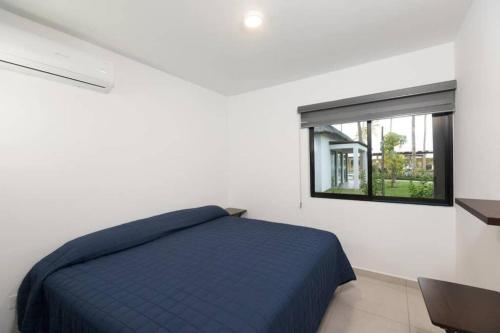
[371,115,435,199]
[310,113,452,205]
[313,122,368,195]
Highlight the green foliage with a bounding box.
[383,132,406,151]
[371,167,384,195]
[408,173,434,198]
[383,132,406,188]
[359,170,368,195]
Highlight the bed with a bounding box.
[17,206,355,333]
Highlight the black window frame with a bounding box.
[309,112,454,206]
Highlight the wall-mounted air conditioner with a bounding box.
[0,24,114,92]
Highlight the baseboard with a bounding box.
[353,266,419,289]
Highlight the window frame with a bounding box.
[309,113,454,206]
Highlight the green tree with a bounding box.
[383,132,406,188]
[411,115,416,176]
[422,114,427,172]
[359,170,368,195]
[371,167,383,195]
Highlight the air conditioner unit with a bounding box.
[0,24,114,92]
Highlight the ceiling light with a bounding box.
[244,11,263,29]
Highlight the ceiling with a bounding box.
[0,0,472,95]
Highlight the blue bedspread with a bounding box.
[17,206,355,333]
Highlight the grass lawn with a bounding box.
[325,179,433,198]
[379,179,413,197]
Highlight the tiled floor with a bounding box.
[317,270,444,333]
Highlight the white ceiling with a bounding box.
[0,0,472,95]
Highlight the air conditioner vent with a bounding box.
[0,24,114,92]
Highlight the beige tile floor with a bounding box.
[317,270,444,333]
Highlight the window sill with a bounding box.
[311,192,453,207]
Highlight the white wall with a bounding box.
[228,44,457,282]
[0,10,228,332]
[454,0,500,291]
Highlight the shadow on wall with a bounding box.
[455,209,500,291]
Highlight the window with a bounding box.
[300,80,456,206]
[309,112,453,205]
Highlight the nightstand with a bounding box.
[225,208,247,217]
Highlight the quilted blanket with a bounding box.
[17,206,355,333]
